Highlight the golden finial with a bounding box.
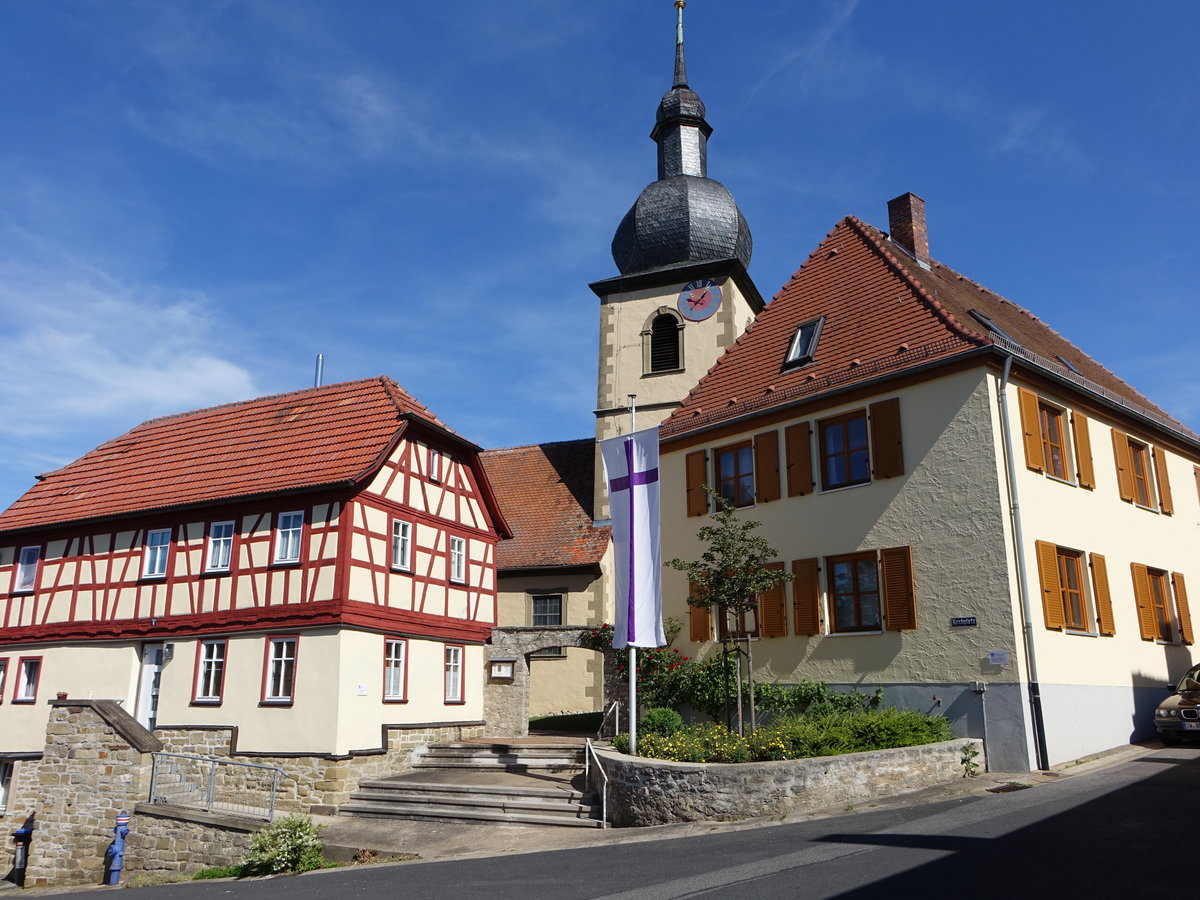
[675,1,686,9]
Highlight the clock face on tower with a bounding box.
[677,279,722,322]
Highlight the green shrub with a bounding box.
[611,733,630,754]
[640,707,684,736]
[240,815,325,876]
[637,724,751,763]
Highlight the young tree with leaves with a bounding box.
[665,488,793,733]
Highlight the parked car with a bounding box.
[1155,663,1200,745]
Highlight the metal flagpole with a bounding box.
[627,393,638,757]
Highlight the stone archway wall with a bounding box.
[485,626,606,737]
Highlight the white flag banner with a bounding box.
[600,426,666,649]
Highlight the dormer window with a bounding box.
[784,317,824,369]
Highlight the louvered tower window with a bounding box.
[649,314,681,372]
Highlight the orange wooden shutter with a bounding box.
[880,546,917,631]
[785,422,813,497]
[685,450,708,517]
[869,398,904,479]
[1130,563,1156,640]
[1193,465,1200,507]
[1090,553,1115,636]
[1035,540,1065,630]
[1071,411,1095,489]
[1172,572,1193,645]
[1152,446,1174,515]
[687,579,712,642]
[1018,388,1045,472]
[791,558,821,636]
[1111,430,1135,502]
[754,431,781,503]
[759,562,786,637]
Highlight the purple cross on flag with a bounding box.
[600,426,666,649]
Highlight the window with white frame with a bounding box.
[274,512,304,564]
[0,659,7,700]
[429,448,443,482]
[15,657,40,703]
[449,536,466,584]
[530,594,566,658]
[264,637,297,702]
[206,521,235,572]
[143,529,172,578]
[391,519,412,571]
[0,760,12,814]
[444,645,463,703]
[13,546,40,593]
[384,638,407,701]
[195,640,226,702]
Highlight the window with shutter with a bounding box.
[648,313,682,372]
[1090,554,1115,636]
[759,562,786,637]
[1035,540,1066,630]
[754,431,781,503]
[1152,446,1174,515]
[827,552,881,633]
[715,441,755,508]
[1130,563,1156,640]
[1071,411,1095,489]
[1018,387,1045,472]
[1037,402,1069,480]
[685,450,708,517]
[792,558,820,636]
[880,546,917,631]
[784,422,813,497]
[1111,430,1136,503]
[869,398,904,479]
[688,580,712,642]
[1173,572,1194,645]
[819,412,870,490]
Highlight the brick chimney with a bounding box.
[887,192,929,264]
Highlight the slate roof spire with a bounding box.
[610,2,752,276]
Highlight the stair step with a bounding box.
[338,800,604,828]
[357,780,592,802]
[414,759,583,772]
[347,790,595,816]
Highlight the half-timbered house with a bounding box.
[0,376,509,760]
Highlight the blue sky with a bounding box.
[1,0,1197,510]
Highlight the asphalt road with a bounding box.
[50,745,1200,899]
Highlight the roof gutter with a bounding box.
[996,354,1050,771]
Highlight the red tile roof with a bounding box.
[0,376,463,534]
[481,440,610,570]
[662,216,1194,443]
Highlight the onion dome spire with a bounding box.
[610,1,752,276]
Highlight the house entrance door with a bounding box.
[135,643,165,730]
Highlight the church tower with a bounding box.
[591,1,763,519]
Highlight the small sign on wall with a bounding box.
[950,616,978,627]
[988,650,1009,666]
[356,684,368,696]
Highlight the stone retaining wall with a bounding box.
[125,804,257,875]
[592,739,982,827]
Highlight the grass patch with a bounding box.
[528,711,602,733]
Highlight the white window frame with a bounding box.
[0,760,12,814]
[12,546,40,593]
[530,593,566,659]
[449,536,466,584]
[0,659,7,699]
[384,638,407,701]
[143,529,172,579]
[429,448,443,483]
[444,644,463,703]
[206,521,235,572]
[274,512,304,564]
[391,519,413,571]
[15,657,40,703]
[264,637,297,702]
[195,640,226,702]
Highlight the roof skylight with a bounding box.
[967,309,1019,344]
[783,317,824,369]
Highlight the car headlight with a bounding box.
[1157,708,1178,718]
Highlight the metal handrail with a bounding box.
[598,700,621,739]
[149,752,287,821]
[584,739,608,829]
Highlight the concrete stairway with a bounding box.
[339,739,605,828]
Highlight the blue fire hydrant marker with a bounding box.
[102,812,130,886]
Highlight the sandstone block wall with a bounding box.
[125,805,256,875]
[592,739,982,826]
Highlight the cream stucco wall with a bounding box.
[0,643,141,752]
[664,370,1019,688]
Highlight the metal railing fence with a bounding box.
[149,753,286,821]
[584,739,608,829]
